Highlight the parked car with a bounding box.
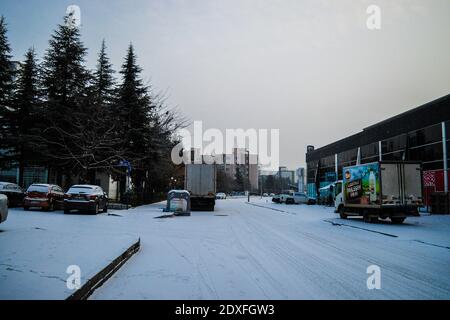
[269,193,275,197]
[23,184,65,211]
[262,193,269,197]
[273,191,316,205]
[272,194,281,203]
[0,182,25,207]
[64,185,108,214]
[0,194,8,224]
[216,192,227,200]
[278,190,295,204]
[285,192,316,205]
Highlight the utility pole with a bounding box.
[246,150,250,202]
[260,172,263,198]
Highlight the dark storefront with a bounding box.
[306,94,450,205]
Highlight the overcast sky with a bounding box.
[2,0,450,170]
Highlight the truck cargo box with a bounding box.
[185,164,216,211]
[343,161,423,209]
[336,161,422,223]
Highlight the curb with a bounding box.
[66,238,141,300]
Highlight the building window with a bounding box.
[338,149,358,167]
[382,151,404,161]
[306,160,318,184]
[23,167,47,188]
[361,156,379,164]
[408,123,442,148]
[423,160,444,171]
[0,168,17,183]
[381,134,406,154]
[361,142,379,159]
[409,143,443,163]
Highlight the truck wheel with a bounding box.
[64,209,70,214]
[338,206,347,219]
[391,217,405,224]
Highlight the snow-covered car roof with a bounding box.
[69,185,100,189]
[0,182,18,189]
[28,183,52,187]
[168,190,190,194]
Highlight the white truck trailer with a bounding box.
[334,161,423,224]
[185,163,216,211]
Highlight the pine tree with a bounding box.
[39,29,125,184]
[40,14,90,181]
[116,44,154,192]
[92,40,116,106]
[235,167,245,192]
[0,16,15,159]
[9,48,43,184]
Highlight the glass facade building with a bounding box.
[306,94,450,203]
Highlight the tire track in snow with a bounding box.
[244,202,450,298]
[237,208,365,298]
[166,239,219,299]
[227,207,287,299]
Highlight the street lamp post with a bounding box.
[246,150,250,203]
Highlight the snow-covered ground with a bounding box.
[90,197,449,300]
[0,209,139,300]
[1,197,449,300]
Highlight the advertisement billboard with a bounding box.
[343,162,380,205]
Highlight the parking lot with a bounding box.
[0,207,138,299]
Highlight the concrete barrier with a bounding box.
[66,238,140,300]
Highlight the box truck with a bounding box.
[334,161,423,224]
[185,163,216,211]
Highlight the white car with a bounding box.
[291,192,314,205]
[283,192,316,205]
[0,194,8,224]
[216,192,227,200]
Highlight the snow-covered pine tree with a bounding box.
[0,16,15,160]
[9,48,43,184]
[40,14,90,181]
[116,44,154,192]
[92,40,116,107]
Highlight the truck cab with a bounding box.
[334,180,344,216]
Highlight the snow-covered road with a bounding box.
[91,198,450,300]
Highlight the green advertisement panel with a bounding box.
[343,162,380,205]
